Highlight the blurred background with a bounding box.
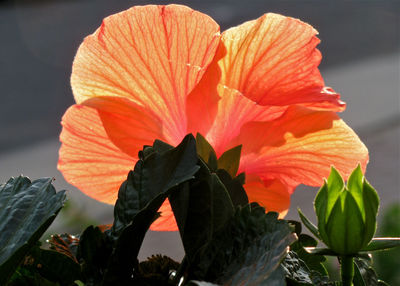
[0,0,399,282]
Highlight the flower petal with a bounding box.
[244,175,292,216]
[71,4,221,144]
[82,96,165,158]
[58,104,135,204]
[205,85,285,156]
[236,106,369,188]
[218,13,345,111]
[149,199,178,231]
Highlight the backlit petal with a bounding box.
[71,4,220,144]
[58,105,134,204]
[244,175,291,216]
[82,96,165,158]
[205,85,285,156]
[149,199,178,231]
[218,13,345,111]
[236,106,369,188]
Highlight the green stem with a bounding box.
[340,256,354,286]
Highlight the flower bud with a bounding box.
[314,165,379,255]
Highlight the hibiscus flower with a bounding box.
[58,4,368,231]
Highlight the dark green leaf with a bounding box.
[196,133,217,166]
[373,203,400,285]
[290,234,327,276]
[152,139,173,153]
[235,172,246,185]
[29,246,81,285]
[77,226,112,284]
[354,257,381,286]
[283,251,331,286]
[0,176,66,285]
[134,255,179,285]
[217,145,242,178]
[103,193,165,284]
[287,220,302,236]
[282,251,313,285]
[298,234,318,248]
[208,151,218,171]
[169,160,234,264]
[190,205,295,285]
[361,238,400,252]
[224,253,287,286]
[112,134,200,236]
[215,169,248,207]
[8,265,58,286]
[103,135,200,284]
[297,208,321,240]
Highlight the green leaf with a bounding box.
[196,133,217,166]
[0,176,66,285]
[325,167,345,219]
[287,220,302,236]
[314,167,344,245]
[282,251,314,285]
[77,226,112,284]
[325,192,364,254]
[134,255,180,285]
[111,134,200,236]
[361,238,400,252]
[215,169,248,207]
[169,159,234,264]
[29,246,81,284]
[217,145,242,177]
[103,135,200,284]
[361,179,379,247]
[152,139,173,153]
[347,165,365,221]
[314,182,329,243]
[373,203,400,285]
[190,205,295,285]
[354,257,383,286]
[290,234,327,276]
[297,208,321,240]
[9,264,59,286]
[235,172,246,185]
[103,193,166,284]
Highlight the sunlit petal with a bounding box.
[205,85,285,156]
[244,175,292,216]
[82,96,165,158]
[149,199,178,231]
[58,105,135,204]
[237,106,369,187]
[71,4,220,144]
[218,13,345,111]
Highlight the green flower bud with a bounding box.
[314,165,379,255]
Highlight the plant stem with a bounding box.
[341,256,354,286]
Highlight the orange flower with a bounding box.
[58,4,368,231]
